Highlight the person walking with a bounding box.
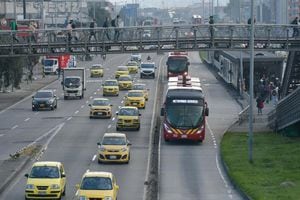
[89,18,97,41]
[67,20,73,42]
[209,16,214,46]
[102,17,111,40]
[10,19,19,42]
[71,20,78,41]
[112,15,120,41]
[291,17,299,37]
[271,87,279,107]
[256,96,264,115]
[29,22,37,43]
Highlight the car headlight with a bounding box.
[32,100,37,104]
[79,196,87,200]
[104,197,113,200]
[50,184,60,189]
[47,99,54,104]
[26,184,34,189]
[99,147,106,152]
[121,147,127,152]
[117,119,122,123]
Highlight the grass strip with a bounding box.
[221,132,300,200]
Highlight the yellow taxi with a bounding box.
[118,75,133,90]
[116,106,141,131]
[126,61,139,73]
[115,66,129,78]
[97,133,131,164]
[132,83,149,101]
[90,64,104,77]
[89,98,112,118]
[25,161,66,200]
[76,171,119,200]
[125,90,146,109]
[102,79,119,96]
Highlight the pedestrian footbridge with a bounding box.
[1,24,300,57]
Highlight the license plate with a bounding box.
[132,103,137,105]
[96,112,103,115]
[181,135,187,138]
[110,155,117,159]
[39,104,45,107]
[38,191,46,195]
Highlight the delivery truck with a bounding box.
[62,68,86,100]
[43,54,70,74]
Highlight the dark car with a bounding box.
[32,90,57,111]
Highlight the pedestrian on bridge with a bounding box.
[209,16,214,46]
[112,15,120,41]
[10,19,19,43]
[89,19,97,41]
[256,97,264,115]
[291,17,299,37]
[102,17,111,40]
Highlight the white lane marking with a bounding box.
[86,169,90,172]
[34,112,39,115]
[0,79,59,115]
[61,93,64,96]
[89,96,93,99]
[94,92,97,95]
[118,106,121,109]
[108,124,112,129]
[206,122,218,148]
[11,125,18,130]
[75,190,79,196]
[53,89,56,92]
[74,110,79,114]
[86,101,89,104]
[121,101,124,104]
[97,89,100,92]
[67,117,72,121]
[92,154,97,161]
[81,105,85,108]
[0,134,4,137]
[24,118,31,122]
[112,117,115,121]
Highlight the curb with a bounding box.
[0,156,31,195]
[218,121,252,200]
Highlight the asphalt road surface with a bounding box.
[0,52,243,200]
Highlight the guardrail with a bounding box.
[268,87,300,131]
[1,24,300,57]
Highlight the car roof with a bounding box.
[128,90,143,93]
[92,64,103,67]
[117,66,128,69]
[83,171,113,178]
[120,106,138,110]
[37,89,53,93]
[119,74,131,78]
[93,98,109,101]
[141,62,155,65]
[133,83,145,86]
[105,79,118,82]
[103,133,126,138]
[32,161,61,167]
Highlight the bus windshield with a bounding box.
[167,57,188,73]
[166,105,204,128]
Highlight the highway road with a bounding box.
[0,53,161,200]
[0,51,243,200]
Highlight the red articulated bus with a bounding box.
[166,52,190,78]
[160,75,209,143]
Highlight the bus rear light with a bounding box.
[163,123,172,133]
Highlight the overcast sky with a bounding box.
[112,0,229,8]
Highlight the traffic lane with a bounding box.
[159,51,242,200]
[0,54,129,159]
[160,141,236,200]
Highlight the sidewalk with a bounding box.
[0,63,56,195]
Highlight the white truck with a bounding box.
[62,68,86,100]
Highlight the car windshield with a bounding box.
[141,64,154,69]
[92,65,102,69]
[119,76,131,81]
[35,92,52,98]
[166,105,204,128]
[128,92,143,97]
[127,62,137,66]
[133,85,144,90]
[119,108,138,116]
[167,57,188,72]
[44,60,54,66]
[92,99,109,106]
[29,166,59,178]
[118,67,128,71]
[104,81,118,86]
[80,177,112,190]
[102,136,126,145]
[64,77,80,86]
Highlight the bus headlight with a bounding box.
[196,125,205,134]
[163,123,172,133]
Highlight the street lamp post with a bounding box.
[23,0,26,19]
[248,0,255,163]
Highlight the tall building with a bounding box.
[288,0,300,22]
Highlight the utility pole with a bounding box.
[23,0,26,19]
[13,0,16,19]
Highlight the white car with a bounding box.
[130,53,141,62]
